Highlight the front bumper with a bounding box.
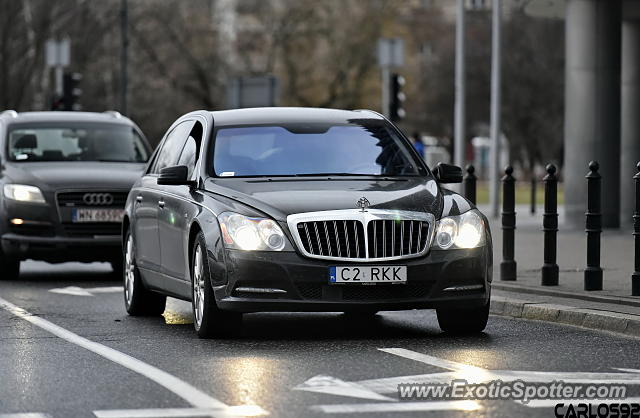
[1,196,124,263]
[1,233,121,263]
[213,246,491,313]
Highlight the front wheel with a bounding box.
[123,231,166,316]
[192,232,241,339]
[436,300,489,334]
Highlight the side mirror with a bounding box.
[433,163,463,184]
[158,165,195,187]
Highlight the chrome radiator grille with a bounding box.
[297,220,366,259]
[288,209,435,262]
[367,219,429,258]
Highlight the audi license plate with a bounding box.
[329,266,407,284]
[72,208,124,223]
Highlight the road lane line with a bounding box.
[311,400,481,414]
[378,348,487,373]
[0,296,226,410]
[0,414,51,418]
[49,286,122,296]
[93,406,266,417]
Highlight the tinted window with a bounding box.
[152,121,193,174]
[212,120,421,177]
[7,123,148,163]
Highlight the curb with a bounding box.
[490,296,640,338]
[492,282,640,308]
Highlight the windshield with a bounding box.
[7,123,149,163]
[212,120,422,177]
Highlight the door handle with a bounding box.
[136,195,143,203]
[158,200,165,209]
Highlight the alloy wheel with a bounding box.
[124,235,135,307]
[193,244,205,328]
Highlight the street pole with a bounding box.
[55,66,64,97]
[489,0,502,219]
[120,0,128,115]
[381,67,390,118]
[454,0,466,169]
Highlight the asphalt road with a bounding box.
[1,261,639,418]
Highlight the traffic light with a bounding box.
[389,73,406,122]
[62,72,82,111]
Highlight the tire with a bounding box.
[192,232,241,339]
[436,300,490,334]
[0,253,19,281]
[123,230,166,316]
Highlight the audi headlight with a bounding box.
[434,210,485,249]
[218,212,287,251]
[3,184,46,204]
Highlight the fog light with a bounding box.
[10,218,24,225]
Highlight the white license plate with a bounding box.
[329,266,407,284]
[72,208,124,223]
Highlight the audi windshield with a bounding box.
[212,120,423,177]
[7,123,149,163]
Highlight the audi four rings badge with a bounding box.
[83,193,114,205]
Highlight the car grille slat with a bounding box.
[295,215,430,261]
[56,191,127,207]
[332,221,341,257]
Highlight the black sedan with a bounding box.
[0,110,151,279]
[122,108,492,338]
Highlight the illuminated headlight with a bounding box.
[434,210,485,249]
[218,212,286,251]
[3,184,46,204]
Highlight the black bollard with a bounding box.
[530,177,537,215]
[501,166,517,281]
[541,164,559,286]
[463,164,477,205]
[584,161,603,291]
[633,162,640,296]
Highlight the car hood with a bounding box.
[4,162,146,191]
[204,177,445,221]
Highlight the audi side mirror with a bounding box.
[158,165,196,187]
[433,163,463,184]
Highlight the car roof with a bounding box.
[0,110,137,126]
[209,107,384,127]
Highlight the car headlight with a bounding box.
[3,184,46,204]
[218,212,286,251]
[434,210,485,249]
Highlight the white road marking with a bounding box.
[378,347,485,373]
[0,296,264,414]
[293,375,395,401]
[49,286,122,296]
[524,397,640,408]
[311,400,481,414]
[0,414,52,418]
[297,347,640,414]
[93,405,266,417]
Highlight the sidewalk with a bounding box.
[476,204,640,337]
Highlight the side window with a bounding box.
[177,122,203,178]
[151,121,194,174]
